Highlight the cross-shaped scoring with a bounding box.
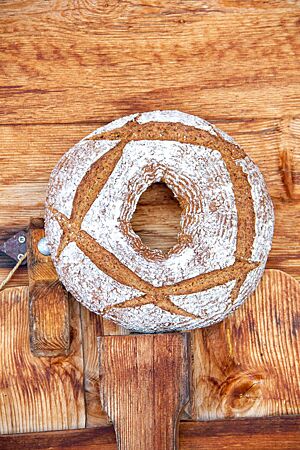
[48,116,259,320]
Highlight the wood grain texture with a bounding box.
[0,0,299,439]
[280,117,300,200]
[187,269,300,420]
[80,306,108,428]
[80,310,129,429]
[0,3,299,124]
[28,218,70,356]
[0,286,85,434]
[99,333,190,450]
[0,417,299,450]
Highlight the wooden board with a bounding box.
[1,269,298,433]
[99,333,190,449]
[1,417,300,450]
[0,287,85,434]
[79,269,300,428]
[0,2,299,125]
[27,218,70,357]
[0,0,299,440]
[187,269,300,420]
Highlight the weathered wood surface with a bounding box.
[27,218,70,357]
[0,2,299,125]
[80,311,129,428]
[80,307,108,428]
[0,0,299,439]
[1,271,298,433]
[99,334,190,450]
[0,287,85,434]
[0,417,299,450]
[81,269,299,428]
[187,269,300,420]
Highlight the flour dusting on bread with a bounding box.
[45,110,274,333]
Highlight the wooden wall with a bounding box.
[0,0,299,440]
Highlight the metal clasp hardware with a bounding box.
[0,231,27,266]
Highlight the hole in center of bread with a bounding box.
[131,182,182,253]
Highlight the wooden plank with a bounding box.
[0,417,299,450]
[0,286,85,434]
[187,269,300,420]
[266,199,300,281]
[27,218,70,356]
[80,309,129,429]
[0,267,27,289]
[99,334,190,450]
[0,84,298,127]
[80,307,130,429]
[280,117,300,200]
[0,0,298,17]
[80,269,300,426]
[0,5,299,124]
[80,307,108,429]
[101,319,129,336]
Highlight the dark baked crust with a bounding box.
[45,111,274,332]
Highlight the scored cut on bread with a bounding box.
[45,110,274,333]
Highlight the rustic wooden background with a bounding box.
[0,0,299,448]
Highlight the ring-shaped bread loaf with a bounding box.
[45,110,274,333]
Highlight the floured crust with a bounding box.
[45,110,274,333]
